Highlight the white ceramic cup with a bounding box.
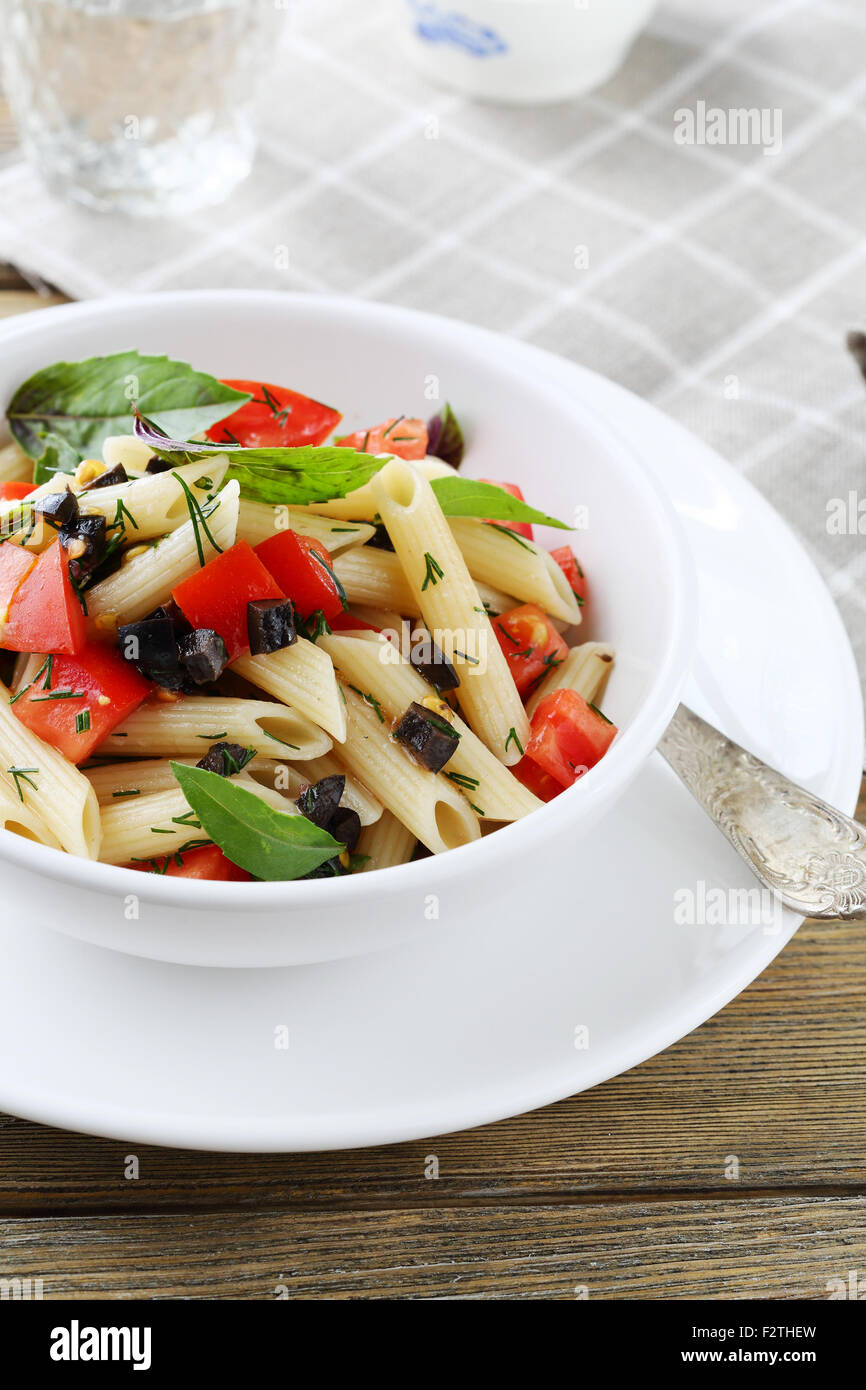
[397,0,658,103]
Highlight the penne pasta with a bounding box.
[334,545,418,614]
[101,433,160,474]
[232,641,346,742]
[356,809,416,872]
[320,632,541,820]
[72,457,229,542]
[337,682,481,854]
[98,774,302,864]
[525,642,615,718]
[0,767,62,848]
[300,457,454,520]
[86,478,240,625]
[0,681,101,858]
[236,498,374,554]
[96,694,332,760]
[448,517,582,625]
[371,460,530,766]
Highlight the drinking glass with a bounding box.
[0,0,288,215]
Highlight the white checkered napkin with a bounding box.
[1,0,866,718]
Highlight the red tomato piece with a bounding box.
[254,531,345,622]
[493,603,568,699]
[329,612,381,633]
[480,479,532,540]
[12,641,151,763]
[126,844,252,881]
[0,481,37,501]
[512,755,564,802]
[550,545,587,607]
[336,417,428,461]
[0,542,86,655]
[0,542,37,625]
[206,379,341,449]
[172,540,284,662]
[520,689,617,792]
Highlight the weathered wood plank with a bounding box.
[1,1198,863,1299]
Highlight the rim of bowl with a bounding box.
[0,290,697,911]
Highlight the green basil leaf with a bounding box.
[426,403,465,468]
[7,351,249,477]
[134,411,388,505]
[170,762,344,881]
[431,476,570,529]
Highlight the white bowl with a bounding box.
[0,291,695,967]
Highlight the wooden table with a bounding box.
[0,279,864,1301]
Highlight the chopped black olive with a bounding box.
[118,615,179,675]
[367,523,395,552]
[247,597,297,656]
[35,489,79,529]
[196,741,253,777]
[149,598,193,639]
[394,701,459,772]
[145,455,174,474]
[58,513,107,582]
[409,634,460,691]
[329,805,361,853]
[178,628,229,685]
[83,464,128,490]
[296,774,345,829]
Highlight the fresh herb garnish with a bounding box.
[133,412,387,507]
[172,470,223,567]
[170,762,345,881]
[310,547,348,610]
[9,654,53,704]
[111,789,141,798]
[589,702,614,725]
[431,476,568,530]
[74,709,91,734]
[347,685,385,723]
[29,687,86,702]
[8,352,248,480]
[505,727,524,755]
[421,552,444,590]
[444,770,479,791]
[301,610,332,642]
[426,403,465,468]
[485,522,536,552]
[7,766,38,801]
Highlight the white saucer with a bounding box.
[1,335,861,1151]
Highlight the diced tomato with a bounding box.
[0,542,86,655]
[513,755,564,802]
[125,844,252,881]
[550,545,587,607]
[206,379,341,449]
[172,540,284,662]
[336,417,428,461]
[255,531,345,622]
[0,542,37,625]
[518,689,617,793]
[480,480,532,540]
[0,481,37,501]
[493,603,568,699]
[329,612,381,633]
[12,641,151,763]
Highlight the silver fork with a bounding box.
[659,704,866,920]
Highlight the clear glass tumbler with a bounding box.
[0,0,287,215]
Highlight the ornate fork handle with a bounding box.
[658,704,866,920]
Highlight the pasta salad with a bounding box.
[0,352,617,880]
